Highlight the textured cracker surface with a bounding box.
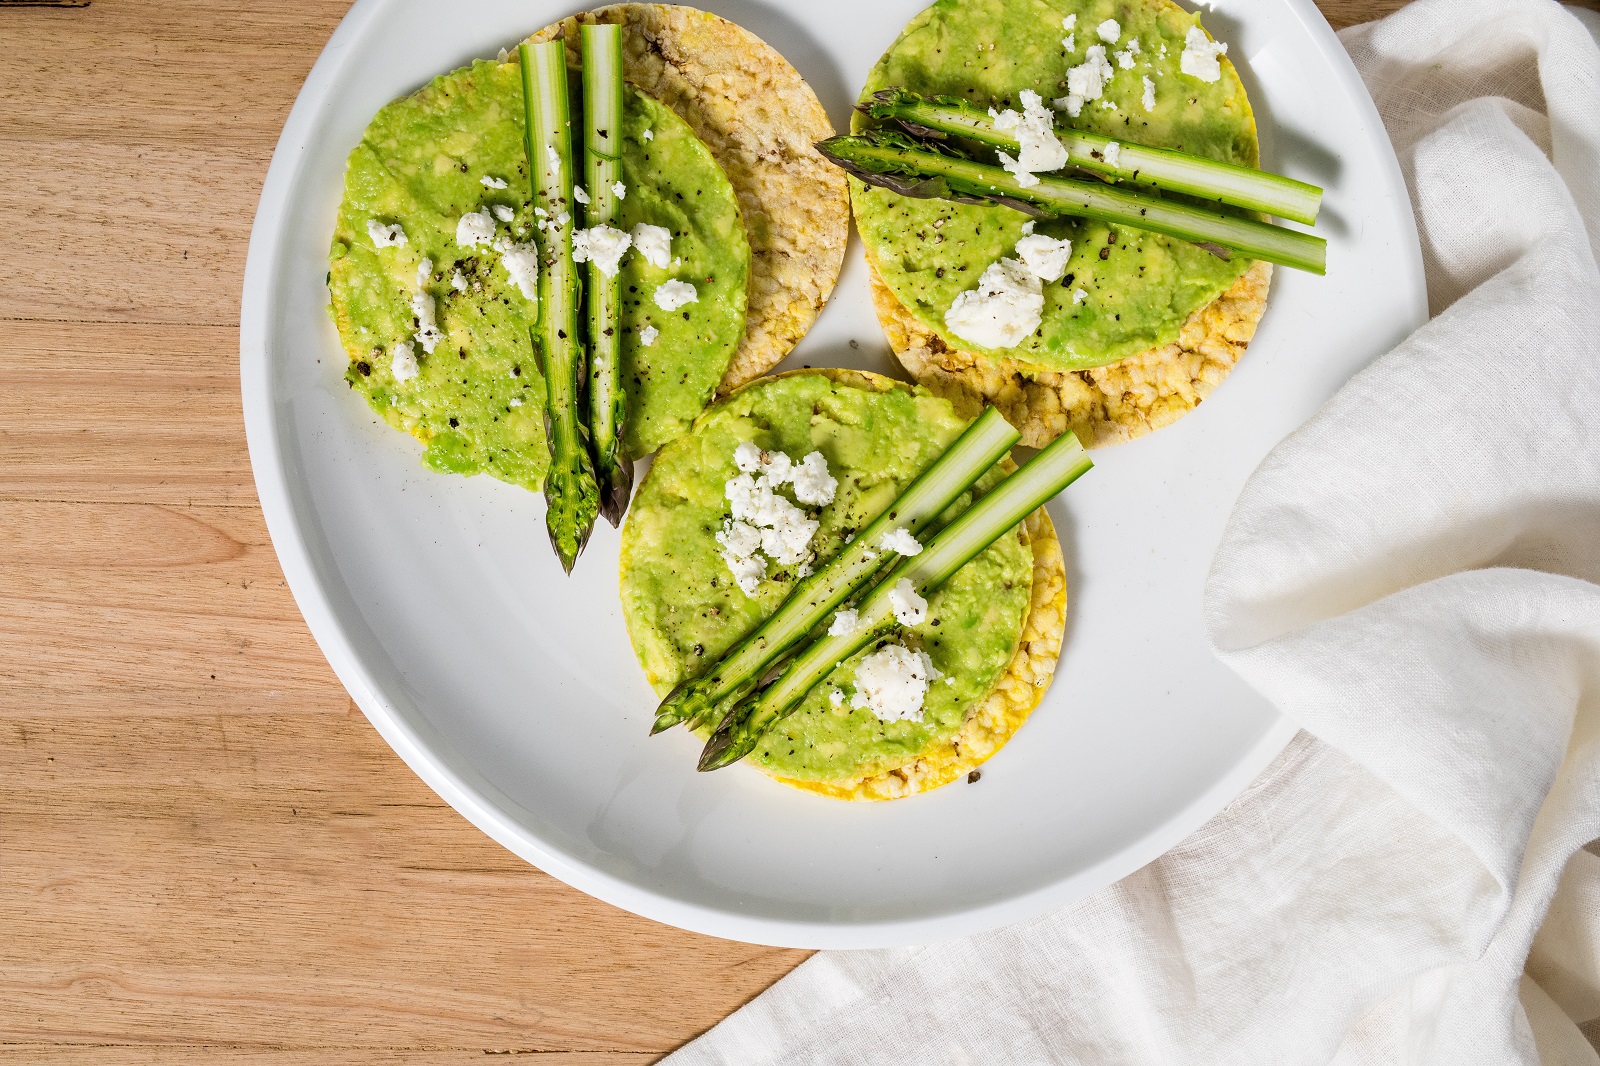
[772,508,1066,802]
[532,5,849,391]
[869,258,1274,449]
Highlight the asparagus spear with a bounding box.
[581,24,633,527]
[863,88,1322,226]
[818,131,1327,274]
[521,40,599,572]
[653,407,1022,735]
[699,428,1093,772]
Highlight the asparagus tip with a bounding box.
[697,727,744,772]
[597,456,634,528]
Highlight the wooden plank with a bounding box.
[0,709,802,1052]
[0,1051,654,1065]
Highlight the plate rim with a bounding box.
[238,0,1425,949]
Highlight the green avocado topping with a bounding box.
[329,58,750,491]
[620,373,1033,783]
[854,0,1258,370]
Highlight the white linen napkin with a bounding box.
[665,1,1600,1062]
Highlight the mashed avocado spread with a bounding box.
[329,57,750,491]
[854,0,1258,370]
[620,372,1033,783]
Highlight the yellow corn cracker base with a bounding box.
[870,258,1274,450]
[532,5,849,392]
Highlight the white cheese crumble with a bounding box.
[1100,99,1119,111]
[1061,14,1076,30]
[1142,75,1157,112]
[416,257,433,288]
[879,527,923,557]
[829,687,845,708]
[1115,40,1142,69]
[496,47,510,63]
[390,341,419,382]
[545,145,561,173]
[716,519,767,595]
[1022,220,1036,235]
[451,270,468,293]
[828,609,864,637]
[1073,287,1089,305]
[638,324,659,346]
[653,279,698,311]
[491,204,514,223]
[1061,33,1075,51]
[573,184,590,205]
[497,241,540,302]
[455,209,497,248]
[1097,18,1121,43]
[1180,25,1228,83]
[508,396,522,408]
[572,224,632,278]
[367,220,407,248]
[1103,141,1123,168]
[719,446,835,592]
[480,175,508,189]
[612,180,627,200]
[990,89,1068,187]
[1015,232,1073,282]
[642,127,654,141]
[850,644,938,723]
[410,291,443,353]
[889,578,928,626]
[943,257,1044,349]
[1062,44,1114,117]
[630,223,673,268]
[734,440,768,474]
[790,451,837,506]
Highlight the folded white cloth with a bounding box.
[665,0,1600,1062]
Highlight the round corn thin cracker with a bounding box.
[769,507,1065,801]
[868,256,1274,450]
[531,4,849,392]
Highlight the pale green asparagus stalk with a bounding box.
[699,428,1093,771]
[581,24,633,526]
[521,39,599,572]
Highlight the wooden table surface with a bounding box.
[0,0,1468,1061]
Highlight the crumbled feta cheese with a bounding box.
[1073,287,1089,305]
[416,257,433,287]
[1066,45,1114,109]
[638,324,659,346]
[535,209,571,235]
[725,474,817,565]
[1100,99,1119,111]
[1061,33,1075,51]
[944,257,1044,349]
[490,204,513,223]
[545,145,561,173]
[508,396,522,408]
[829,687,845,708]
[410,291,443,353]
[879,527,923,557]
[390,341,419,382]
[1180,25,1228,82]
[889,579,928,626]
[1097,18,1121,43]
[790,451,837,506]
[1160,41,1169,59]
[451,270,468,293]
[717,518,763,558]
[1061,14,1076,30]
[535,207,548,218]
[733,441,765,473]
[1022,220,1037,235]
[630,223,672,268]
[1115,40,1141,69]
[1055,95,1083,117]
[497,241,540,302]
[496,47,509,63]
[1142,75,1157,112]
[480,175,508,189]
[828,609,863,637]
[455,209,497,248]
[642,127,654,141]
[367,219,407,248]
[653,280,698,311]
[721,548,767,595]
[1103,141,1122,167]
[990,90,1068,188]
[1015,233,1072,282]
[612,180,627,200]
[759,512,817,565]
[573,184,590,205]
[572,224,633,278]
[850,643,937,723]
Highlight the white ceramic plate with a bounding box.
[241,0,1424,948]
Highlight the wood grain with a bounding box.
[0,0,1514,1062]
